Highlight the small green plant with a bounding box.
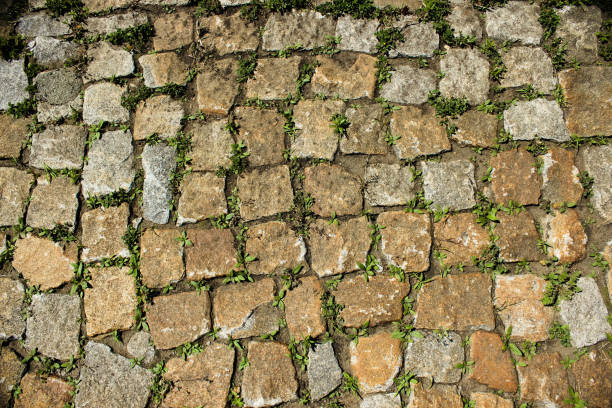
[189,280,210,295]
[517,85,544,101]
[539,5,560,40]
[346,320,370,344]
[237,52,257,83]
[413,272,434,291]
[562,348,588,369]
[103,23,154,52]
[316,0,376,19]
[427,89,469,118]
[564,386,587,408]
[394,372,418,397]
[342,372,360,396]
[392,322,423,343]
[549,322,571,347]
[45,0,83,17]
[358,254,380,282]
[455,360,475,374]
[313,35,341,56]
[0,34,27,60]
[69,262,90,297]
[288,336,313,371]
[479,39,508,82]
[384,131,400,146]
[239,356,249,370]
[542,266,581,306]
[330,113,350,137]
[174,231,193,248]
[150,361,171,404]
[39,224,77,243]
[388,264,405,282]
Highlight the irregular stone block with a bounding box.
[0,58,29,110]
[292,99,344,160]
[0,115,28,158]
[311,54,377,99]
[365,163,415,207]
[0,348,25,406]
[503,99,570,142]
[83,82,129,124]
[543,209,587,264]
[490,148,541,205]
[501,47,556,93]
[196,59,238,115]
[237,165,293,221]
[390,22,439,57]
[199,13,259,55]
[485,1,542,45]
[447,5,482,40]
[517,352,569,408]
[234,107,285,166]
[185,228,236,280]
[570,349,612,408]
[29,124,86,169]
[140,228,184,288]
[336,16,378,54]
[439,48,489,104]
[422,160,476,210]
[389,106,450,160]
[16,12,71,37]
[304,163,362,217]
[495,211,542,262]
[350,332,402,394]
[81,203,130,262]
[407,383,462,408]
[14,372,73,408]
[379,211,431,272]
[540,146,583,206]
[452,110,498,147]
[13,236,76,290]
[133,94,183,140]
[246,221,306,275]
[85,41,134,83]
[177,172,226,225]
[404,331,464,383]
[308,342,342,401]
[556,5,602,64]
[0,278,25,340]
[190,119,233,171]
[262,11,335,51]
[28,36,80,67]
[380,64,437,105]
[27,176,79,230]
[285,276,325,340]
[0,167,33,226]
[152,10,193,51]
[139,52,188,88]
[141,143,176,224]
[470,331,518,392]
[340,104,387,155]
[578,144,612,222]
[126,331,154,365]
[85,12,148,35]
[433,213,489,266]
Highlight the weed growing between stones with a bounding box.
[0,34,26,60]
[45,0,83,17]
[541,265,582,306]
[479,38,509,82]
[417,0,477,46]
[549,321,572,346]
[121,83,188,111]
[597,18,611,61]
[236,52,258,83]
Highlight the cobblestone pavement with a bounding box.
[0,0,611,407]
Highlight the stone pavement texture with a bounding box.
[0,0,611,407]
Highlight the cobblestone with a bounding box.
[14,373,73,408]
[422,160,476,210]
[142,143,176,224]
[485,1,542,45]
[404,331,464,383]
[245,57,300,101]
[501,47,557,93]
[308,342,342,401]
[439,48,489,105]
[27,176,79,230]
[185,228,236,280]
[578,144,612,222]
[237,165,293,221]
[13,236,76,290]
[380,64,437,105]
[350,332,402,394]
[246,221,305,275]
[0,278,25,340]
[85,42,134,83]
[139,52,188,88]
[292,99,344,160]
[262,11,335,51]
[311,55,377,99]
[133,95,183,140]
[199,13,258,55]
[490,148,541,205]
[81,203,130,262]
[304,163,362,217]
[177,172,226,225]
[390,106,450,161]
[30,125,86,169]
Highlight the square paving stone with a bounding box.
[142,143,176,225]
[34,68,83,123]
[503,99,570,142]
[452,110,498,148]
[555,5,602,64]
[190,119,233,171]
[422,160,476,210]
[390,22,439,58]
[543,209,587,264]
[196,58,238,115]
[84,12,148,36]
[28,37,81,68]
[199,12,259,55]
[29,125,86,169]
[27,176,79,230]
[304,163,362,217]
[152,10,193,51]
[0,115,28,158]
[237,165,293,221]
[85,41,134,83]
[570,349,612,408]
[407,383,462,408]
[262,10,335,51]
[185,228,236,280]
[311,55,377,99]
[133,94,183,140]
[177,172,226,225]
[485,1,542,45]
[433,213,490,266]
[380,64,437,105]
[500,47,556,93]
[469,331,518,393]
[439,48,489,105]
[0,58,29,110]
[490,148,541,205]
[83,82,129,124]
[0,167,33,226]
[494,211,542,263]
[140,228,184,288]
[245,57,300,100]
[138,52,189,88]
[389,106,450,161]
[340,104,387,155]
[84,266,136,337]
[415,273,495,331]
[81,203,130,262]
[16,12,72,37]
[404,331,464,384]
[517,352,570,408]
[365,163,415,207]
[292,99,344,160]
[578,144,612,223]
[246,221,306,275]
[540,146,583,206]
[147,291,211,350]
[14,372,73,408]
[336,16,378,54]
[285,276,326,340]
[379,211,431,272]
[75,341,153,408]
[349,332,402,394]
[309,217,370,278]
[447,4,483,40]
[0,278,25,340]
[25,293,81,360]
[234,107,286,166]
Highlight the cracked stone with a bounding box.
[140,229,184,288]
[579,144,612,222]
[541,146,583,206]
[234,107,285,166]
[199,13,259,55]
[415,273,495,331]
[350,332,402,394]
[452,110,498,148]
[25,293,80,360]
[390,106,450,160]
[439,48,489,105]
[365,163,415,207]
[147,291,211,350]
[133,95,184,140]
[0,58,28,110]
[407,383,462,408]
[485,1,542,45]
[571,349,612,408]
[292,99,344,160]
[422,160,476,210]
[285,276,325,340]
[81,203,130,262]
[0,168,33,226]
[153,10,193,51]
[13,236,76,290]
[433,213,490,266]
[380,64,437,105]
[404,331,464,383]
[0,115,28,158]
[311,54,377,99]
[390,22,439,57]
[127,332,155,365]
[190,119,233,171]
[503,98,570,142]
[490,148,541,205]
[470,393,513,408]
[495,211,542,262]
[16,12,71,37]
[85,12,148,35]
[340,104,387,155]
[262,10,335,51]
[83,82,129,124]
[336,274,410,328]
[336,16,378,54]
[30,124,86,169]
[14,373,73,408]
[0,278,25,340]
[448,5,482,40]
[517,352,569,408]
[237,166,293,221]
[245,57,300,101]
[196,59,238,115]
[142,143,176,225]
[308,342,342,401]
[177,172,226,225]
[470,331,518,392]
[28,36,80,67]
[379,211,431,272]
[246,221,305,275]
[0,348,24,406]
[494,274,555,342]
[139,52,188,88]
[556,5,602,64]
[543,209,587,264]
[309,217,370,278]
[501,47,556,93]
[184,228,236,280]
[84,266,136,337]
[304,164,362,217]
[27,176,79,230]
[85,41,134,82]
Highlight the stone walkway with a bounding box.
[0,0,611,407]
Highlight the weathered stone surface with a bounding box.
[140,0,188,5]
[28,37,80,67]
[559,67,612,137]
[340,104,387,155]
[0,348,24,406]
[83,82,129,124]
[242,341,297,407]
[190,119,233,171]
[139,52,188,88]
[379,211,430,271]
[153,11,193,51]
[490,148,541,205]
[439,48,489,105]
[501,47,556,93]
[285,276,325,340]
[27,176,79,230]
[422,160,476,210]
[199,13,259,55]
[163,343,234,408]
[177,172,226,225]
[0,58,29,110]
[494,274,555,342]
[213,278,275,339]
[312,55,377,99]
[380,65,437,105]
[448,5,482,40]
[196,59,238,115]
[407,383,462,408]
[517,352,569,407]
[389,106,450,160]
[81,203,130,262]
[82,0,133,12]
[16,12,71,37]
[309,217,370,278]
[292,99,344,160]
[308,342,342,401]
[0,168,32,227]
[133,95,183,140]
[543,209,587,263]
[404,331,464,383]
[350,332,402,394]
[0,278,25,340]
[82,130,135,196]
[503,99,569,142]
[14,373,73,408]
[85,12,148,35]
[30,125,86,169]
[485,1,542,44]
[237,166,293,221]
[75,341,153,408]
[361,394,402,408]
[13,236,76,290]
[541,146,583,206]
[34,68,80,106]
[185,228,236,280]
[25,293,80,360]
[246,221,305,275]
[140,229,184,288]
[452,110,498,147]
[234,107,285,166]
[434,213,489,266]
[336,16,378,54]
[374,0,422,7]
[219,0,249,4]
[470,393,513,408]
[365,164,414,207]
[262,11,335,51]
[571,349,612,408]
[245,57,300,101]
[578,144,612,222]
[415,274,494,331]
[606,243,612,300]
[127,331,155,365]
[559,277,610,348]
[556,5,602,64]
[85,41,134,82]
[147,291,211,350]
[495,211,541,262]
[391,22,439,57]
[142,143,176,225]
[304,164,362,217]
[0,115,28,158]
[336,274,410,328]
[470,331,518,392]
